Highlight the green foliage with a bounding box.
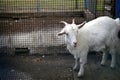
[97,0,104,11]
[0,0,84,10]
[0,0,103,11]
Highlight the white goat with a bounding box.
[58,16,120,77]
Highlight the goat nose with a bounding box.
[73,42,77,47]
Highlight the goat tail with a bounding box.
[115,18,120,25]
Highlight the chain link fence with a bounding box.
[0,0,116,18]
[0,0,116,55]
[0,0,84,13]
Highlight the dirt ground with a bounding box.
[0,55,74,80]
[0,17,120,80]
[0,53,120,80]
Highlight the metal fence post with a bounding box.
[85,0,89,9]
[115,0,120,18]
[37,0,40,12]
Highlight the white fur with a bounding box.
[58,16,120,77]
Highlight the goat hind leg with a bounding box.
[110,49,116,68]
[101,52,107,66]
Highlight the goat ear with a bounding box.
[57,29,66,36]
[60,21,68,26]
[77,21,86,29]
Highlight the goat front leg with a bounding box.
[73,56,79,71]
[78,52,88,77]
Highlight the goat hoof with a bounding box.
[78,72,84,78]
[110,65,115,69]
[73,66,79,71]
[101,64,105,67]
[73,68,79,71]
[78,74,84,78]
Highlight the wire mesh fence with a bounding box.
[0,0,115,17]
[0,0,116,55]
[0,0,85,13]
[0,1,120,80]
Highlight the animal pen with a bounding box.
[0,0,120,80]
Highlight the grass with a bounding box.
[40,0,84,10]
[97,0,104,11]
[0,0,84,10]
[0,0,37,8]
[0,0,103,11]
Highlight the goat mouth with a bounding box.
[73,42,77,47]
[73,44,77,47]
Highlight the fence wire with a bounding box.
[0,0,116,55]
[0,0,84,13]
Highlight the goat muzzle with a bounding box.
[73,42,77,47]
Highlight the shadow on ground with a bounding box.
[0,53,120,80]
[0,55,74,80]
